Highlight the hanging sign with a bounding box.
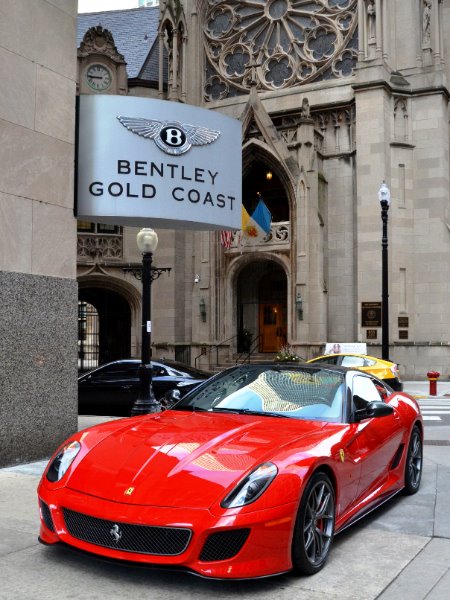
[76,95,242,230]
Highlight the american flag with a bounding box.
[220,230,233,250]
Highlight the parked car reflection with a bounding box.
[78,359,211,416]
[307,353,403,391]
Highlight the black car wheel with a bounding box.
[404,425,423,495]
[292,472,335,576]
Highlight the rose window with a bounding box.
[204,0,358,100]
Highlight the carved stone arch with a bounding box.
[228,251,290,286]
[77,274,141,364]
[242,140,295,225]
[394,96,409,141]
[240,86,300,184]
[78,274,141,314]
[226,252,291,352]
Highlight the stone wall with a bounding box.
[0,0,78,467]
[0,272,78,466]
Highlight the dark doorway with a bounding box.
[237,261,287,353]
[78,288,131,371]
[78,301,99,372]
[242,161,289,222]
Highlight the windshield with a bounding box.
[172,365,344,422]
[162,361,210,378]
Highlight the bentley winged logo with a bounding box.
[110,524,123,543]
[117,115,221,156]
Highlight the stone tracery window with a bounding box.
[203,0,358,101]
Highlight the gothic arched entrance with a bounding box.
[237,260,287,353]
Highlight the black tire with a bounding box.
[404,425,423,495]
[292,472,335,576]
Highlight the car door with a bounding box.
[151,364,180,399]
[78,363,140,416]
[350,375,403,501]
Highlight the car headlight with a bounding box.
[221,462,278,508]
[46,441,81,482]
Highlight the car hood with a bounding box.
[67,411,327,509]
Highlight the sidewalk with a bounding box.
[1,413,449,599]
[403,380,450,398]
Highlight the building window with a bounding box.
[77,222,123,260]
[77,221,121,235]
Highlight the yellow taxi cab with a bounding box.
[307,353,403,391]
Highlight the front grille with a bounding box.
[39,500,55,532]
[62,508,192,556]
[199,529,250,562]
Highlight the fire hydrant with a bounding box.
[427,371,440,396]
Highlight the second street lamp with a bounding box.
[132,228,161,416]
[378,181,391,361]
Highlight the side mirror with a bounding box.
[354,400,393,421]
[366,400,394,418]
[161,388,181,409]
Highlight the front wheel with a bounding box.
[292,472,335,576]
[404,425,423,495]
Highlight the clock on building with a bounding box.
[85,63,112,91]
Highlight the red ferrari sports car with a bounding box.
[38,364,423,579]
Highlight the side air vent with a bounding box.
[199,529,250,562]
[39,499,55,533]
[390,443,405,470]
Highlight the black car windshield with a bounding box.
[172,365,344,422]
[163,362,210,378]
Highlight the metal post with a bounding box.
[381,199,389,361]
[131,251,161,415]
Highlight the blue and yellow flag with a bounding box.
[252,198,272,235]
[241,198,272,242]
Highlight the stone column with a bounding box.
[375,0,382,58]
[158,30,164,98]
[358,0,365,60]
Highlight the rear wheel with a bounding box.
[404,425,423,495]
[292,472,335,575]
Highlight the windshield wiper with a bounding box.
[209,407,287,418]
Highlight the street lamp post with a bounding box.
[378,181,391,361]
[132,228,161,416]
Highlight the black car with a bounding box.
[78,359,211,416]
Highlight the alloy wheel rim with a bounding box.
[408,431,422,488]
[303,480,334,566]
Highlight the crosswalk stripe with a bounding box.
[423,416,442,421]
[418,401,450,405]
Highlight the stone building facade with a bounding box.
[0,1,78,467]
[76,1,450,383]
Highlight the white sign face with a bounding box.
[324,343,368,355]
[76,95,242,230]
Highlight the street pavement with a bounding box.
[0,385,449,600]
